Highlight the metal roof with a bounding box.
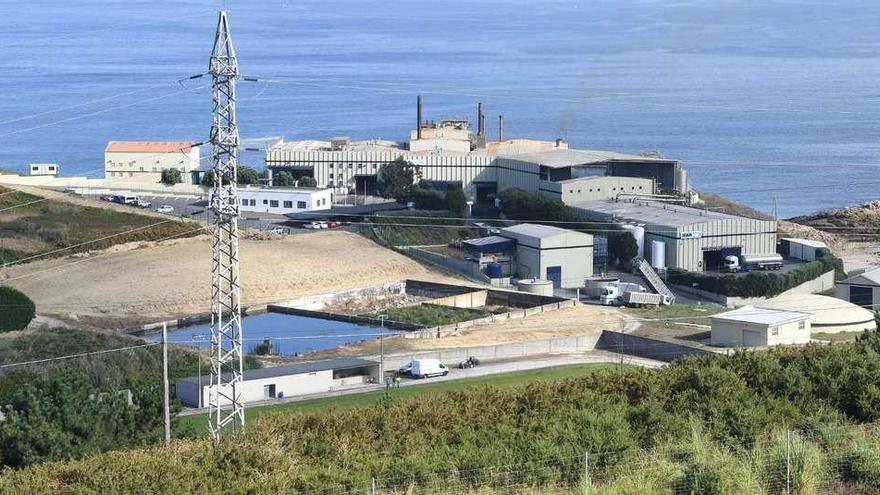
[105,141,196,153]
[570,199,743,228]
[711,305,811,326]
[762,294,876,327]
[462,235,516,252]
[499,148,673,169]
[500,223,575,239]
[178,357,378,386]
[841,266,880,286]
[781,238,828,248]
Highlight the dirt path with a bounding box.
[3,231,460,329]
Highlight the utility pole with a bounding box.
[162,322,170,444]
[772,193,778,220]
[378,314,388,384]
[208,9,245,442]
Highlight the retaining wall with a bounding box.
[670,269,835,308]
[595,330,714,362]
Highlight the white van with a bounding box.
[399,359,449,379]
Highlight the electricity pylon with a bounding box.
[208,10,244,441]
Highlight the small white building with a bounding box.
[836,267,880,311]
[499,223,594,289]
[780,238,829,261]
[176,357,380,407]
[710,305,812,348]
[105,141,201,184]
[28,163,59,176]
[237,186,333,214]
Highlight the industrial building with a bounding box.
[28,163,59,177]
[710,305,812,347]
[236,186,332,214]
[176,357,380,407]
[104,141,202,185]
[498,224,594,288]
[570,199,777,272]
[779,238,829,261]
[264,97,687,203]
[836,267,880,311]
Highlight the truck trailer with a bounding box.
[723,254,783,273]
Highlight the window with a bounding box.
[48,166,55,171]
[283,201,292,208]
[798,321,806,330]
[31,166,38,171]
[263,200,268,205]
[263,384,276,398]
[269,200,279,208]
[297,201,306,208]
[249,199,256,206]
[241,199,248,206]
[771,327,779,336]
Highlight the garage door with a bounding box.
[546,266,562,288]
[702,250,723,271]
[742,329,764,347]
[850,286,873,309]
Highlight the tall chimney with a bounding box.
[477,102,483,136]
[416,95,423,140]
[498,114,504,142]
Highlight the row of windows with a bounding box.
[567,185,645,194]
[241,198,327,209]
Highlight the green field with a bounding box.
[175,362,618,433]
[366,303,509,327]
[627,303,725,341]
[0,186,200,263]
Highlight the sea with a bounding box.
[3,0,880,218]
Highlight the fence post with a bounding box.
[371,477,376,495]
[584,451,591,490]
[786,429,792,495]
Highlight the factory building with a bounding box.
[176,358,380,407]
[104,141,202,185]
[710,306,812,347]
[569,199,777,272]
[498,224,594,288]
[836,267,880,311]
[235,186,332,214]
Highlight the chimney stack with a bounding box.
[498,114,504,142]
[416,95,423,140]
[477,102,483,136]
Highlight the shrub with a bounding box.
[378,158,420,201]
[0,287,35,332]
[298,175,317,188]
[411,187,446,210]
[160,168,182,186]
[237,166,260,185]
[446,183,467,216]
[272,171,295,187]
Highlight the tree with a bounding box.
[298,176,317,188]
[273,171,295,187]
[0,287,35,332]
[200,170,216,187]
[160,169,182,186]
[237,166,260,185]
[378,158,420,202]
[446,183,467,216]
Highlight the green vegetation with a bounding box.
[696,191,774,221]
[378,158,420,201]
[159,168,182,186]
[237,166,260,185]
[668,254,845,297]
[498,188,638,264]
[297,175,317,188]
[0,186,199,263]
[626,303,724,340]
[0,287,35,332]
[372,209,477,246]
[367,303,508,327]
[7,333,880,492]
[272,170,295,187]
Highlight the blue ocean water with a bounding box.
[3,1,880,217]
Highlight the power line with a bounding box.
[0,342,160,370]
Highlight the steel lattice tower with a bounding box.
[208,10,244,441]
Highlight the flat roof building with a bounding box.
[711,305,812,347]
[176,357,380,408]
[499,223,594,289]
[570,199,777,272]
[234,186,332,215]
[105,141,202,185]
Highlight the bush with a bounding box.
[237,166,260,185]
[411,187,446,210]
[446,183,467,217]
[160,168,182,186]
[0,287,35,332]
[378,158,420,201]
[273,171,295,187]
[298,176,317,188]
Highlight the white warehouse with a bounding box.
[710,305,812,347]
[499,223,594,289]
[236,186,332,214]
[176,357,380,407]
[104,141,202,185]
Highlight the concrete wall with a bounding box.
[595,331,713,362]
[429,290,488,308]
[542,176,655,203]
[711,318,811,347]
[670,270,835,308]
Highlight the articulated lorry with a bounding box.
[723,253,784,273]
[599,283,664,307]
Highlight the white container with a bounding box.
[584,276,619,298]
[621,224,645,259]
[517,279,554,296]
[650,240,666,270]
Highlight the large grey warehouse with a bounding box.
[570,199,778,272]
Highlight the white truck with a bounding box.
[398,358,449,379]
[724,254,784,273]
[621,291,664,308]
[599,282,647,306]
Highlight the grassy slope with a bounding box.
[696,191,774,221]
[372,209,478,246]
[366,303,508,327]
[625,303,725,340]
[0,186,199,263]
[176,363,618,433]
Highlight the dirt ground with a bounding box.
[3,231,460,329]
[839,241,880,272]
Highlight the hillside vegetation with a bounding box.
[0,186,199,264]
[371,210,478,246]
[5,332,880,493]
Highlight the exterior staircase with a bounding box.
[633,257,675,305]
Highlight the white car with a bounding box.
[318,221,329,229]
[155,205,174,214]
[270,227,286,235]
[304,222,321,230]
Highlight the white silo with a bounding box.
[620,224,646,259]
[650,240,666,270]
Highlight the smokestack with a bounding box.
[498,114,504,142]
[477,102,483,136]
[416,95,423,140]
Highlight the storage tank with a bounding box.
[517,279,554,296]
[486,262,503,279]
[620,224,645,258]
[650,240,666,270]
[584,276,619,298]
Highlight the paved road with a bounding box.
[177,350,663,416]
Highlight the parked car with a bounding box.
[100,195,114,201]
[318,221,329,229]
[327,221,338,228]
[398,359,449,379]
[134,198,151,208]
[303,222,321,230]
[155,205,174,214]
[459,356,480,369]
[270,227,286,235]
